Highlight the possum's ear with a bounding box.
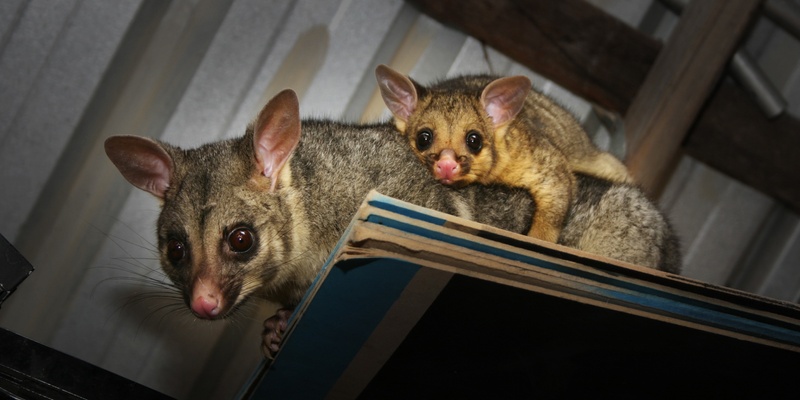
[105,135,174,199]
[481,76,531,127]
[375,64,418,123]
[253,89,301,192]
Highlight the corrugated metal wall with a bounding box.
[0,1,798,398]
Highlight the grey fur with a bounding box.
[562,174,682,274]
[106,117,681,314]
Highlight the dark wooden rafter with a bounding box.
[406,0,800,213]
[623,0,762,195]
[404,0,659,114]
[685,80,800,210]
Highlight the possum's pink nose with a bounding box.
[434,150,460,184]
[191,294,220,319]
[191,279,222,319]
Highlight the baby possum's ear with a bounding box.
[375,64,419,124]
[481,76,531,127]
[104,135,174,199]
[253,89,301,192]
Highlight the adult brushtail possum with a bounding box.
[105,89,679,358]
[375,65,632,244]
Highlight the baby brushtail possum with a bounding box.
[375,65,632,243]
[105,89,679,358]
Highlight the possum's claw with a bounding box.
[262,308,294,359]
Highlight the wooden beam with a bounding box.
[405,0,659,114]
[686,80,800,214]
[623,0,762,196]
[407,0,800,212]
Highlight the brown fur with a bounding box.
[376,66,632,243]
[105,89,680,357]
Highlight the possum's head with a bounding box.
[104,90,302,319]
[375,65,530,186]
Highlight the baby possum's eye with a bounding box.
[416,129,433,151]
[466,130,483,153]
[166,239,187,265]
[227,227,255,253]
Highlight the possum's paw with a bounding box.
[262,308,294,359]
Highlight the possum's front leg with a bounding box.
[513,153,576,243]
[262,308,294,359]
[528,183,571,243]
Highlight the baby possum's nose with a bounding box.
[434,149,460,184]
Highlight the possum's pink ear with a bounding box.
[481,76,531,127]
[253,89,301,192]
[375,64,418,123]
[105,135,174,199]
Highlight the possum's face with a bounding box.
[106,133,297,321]
[375,65,529,187]
[106,89,306,320]
[401,93,498,186]
[155,140,291,320]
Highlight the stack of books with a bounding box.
[244,191,800,398]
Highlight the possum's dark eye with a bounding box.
[466,130,483,153]
[227,227,255,253]
[416,129,433,151]
[166,239,186,264]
